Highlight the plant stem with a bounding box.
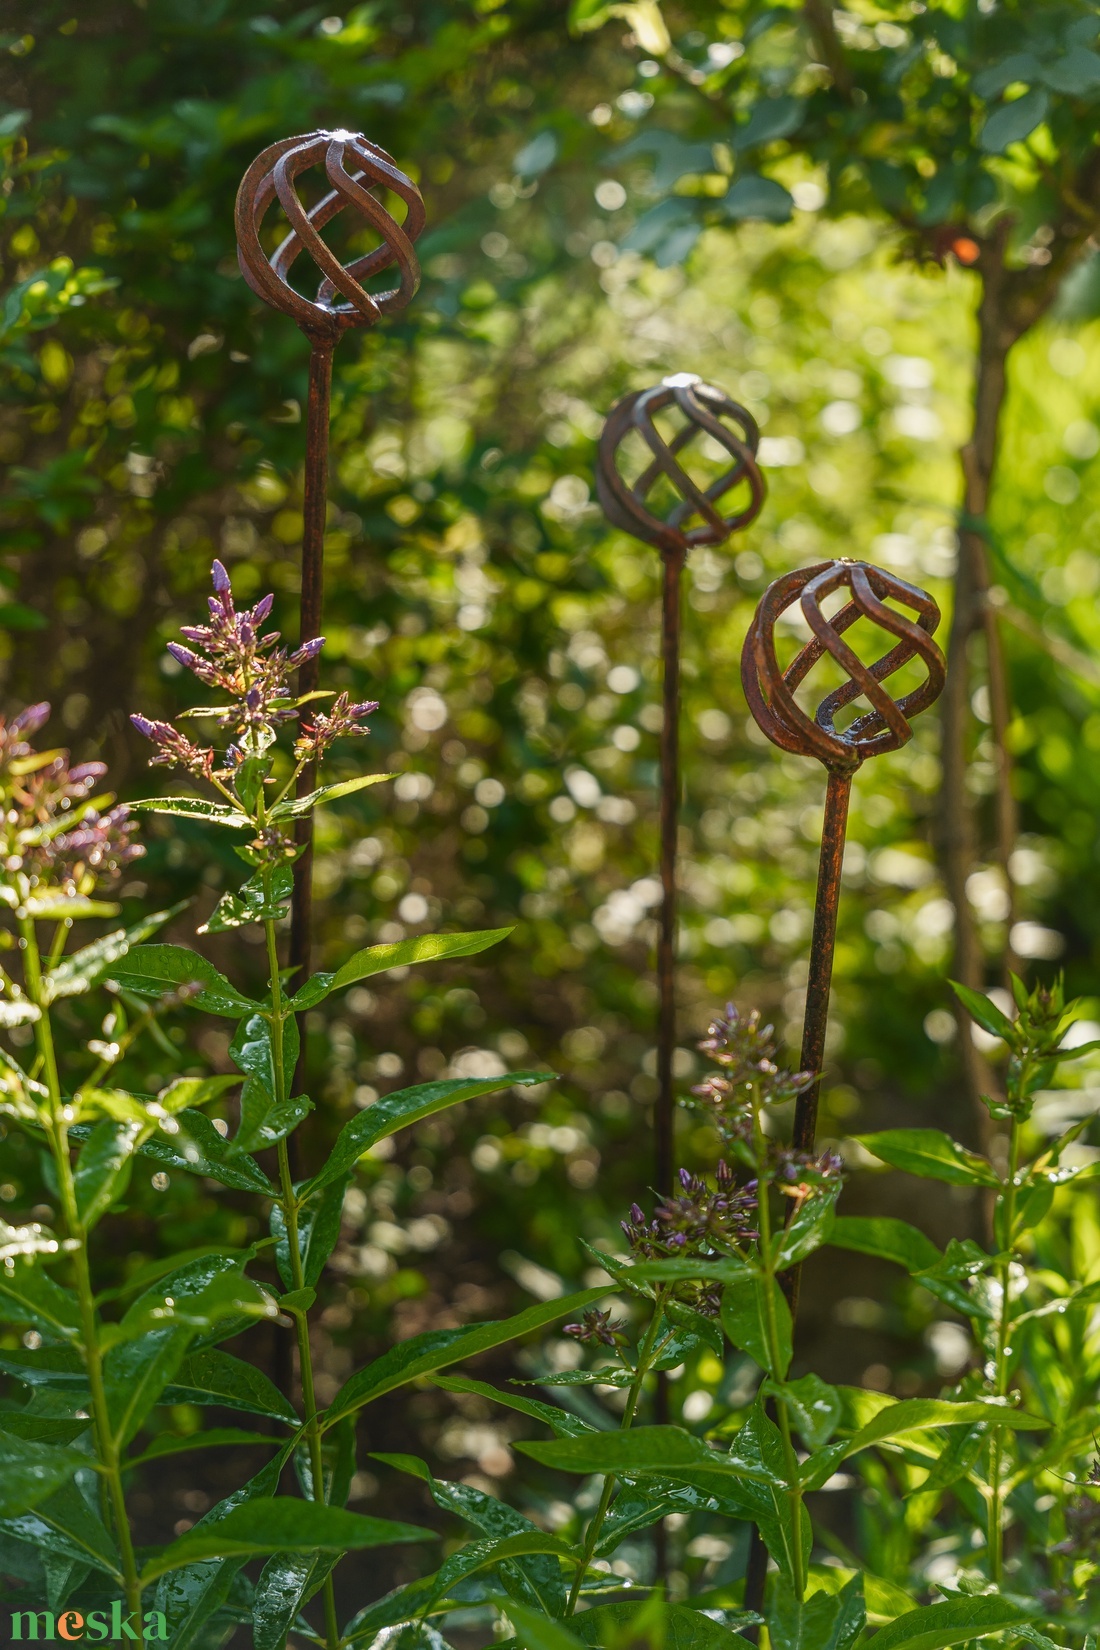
[752,1137,806,1601]
[21,916,142,1620]
[263,905,339,1650]
[565,1292,669,1615]
[988,1116,1021,1584]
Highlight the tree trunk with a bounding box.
[936,230,1018,1140]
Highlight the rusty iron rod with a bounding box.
[740,556,946,1612]
[235,130,423,1104]
[595,374,763,1196]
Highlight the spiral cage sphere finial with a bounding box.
[235,130,426,341]
[741,559,946,773]
[596,373,766,557]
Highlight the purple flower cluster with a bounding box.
[131,561,377,805]
[622,1163,758,1261]
[0,703,142,891]
[564,1307,629,1348]
[295,690,379,765]
[692,1005,814,1148]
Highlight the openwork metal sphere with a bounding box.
[235,130,425,341]
[595,373,765,558]
[741,559,946,773]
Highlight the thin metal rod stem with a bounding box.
[656,551,684,1200]
[744,766,853,1619]
[289,338,333,1117]
[794,768,853,1156]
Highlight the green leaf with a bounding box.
[573,1599,756,1650]
[101,1267,275,1352]
[268,771,391,819]
[0,1431,89,1517]
[154,1457,285,1650]
[254,1550,335,1650]
[272,1173,349,1289]
[140,1498,434,1585]
[324,1287,609,1426]
[0,1345,87,1389]
[722,174,793,223]
[375,1451,566,1615]
[734,96,804,149]
[104,1255,265,1445]
[501,1598,586,1650]
[132,795,252,827]
[844,1397,1047,1458]
[43,902,185,1002]
[1040,48,1100,95]
[972,53,1039,97]
[109,945,261,1017]
[140,1109,275,1196]
[866,1596,1028,1650]
[432,1374,597,1437]
[126,1427,280,1469]
[830,1215,942,1273]
[161,1348,299,1424]
[22,895,119,921]
[0,1259,82,1342]
[774,1183,838,1268]
[854,1129,998,1188]
[767,1373,842,1448]
[516,1425,771,1481]
[769,1573,864,1650]
[73,1118,142,1231]
[979,88,1050,154]
[305,1071,552,1195]
[949,981,1015,1042]
[0,1479,121,1579]
[199,864,293,934]
[289,926,513,1010]
[721,1272,792,1377]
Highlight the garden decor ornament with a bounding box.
[234,130,425,1072]
[596,373,764,1196]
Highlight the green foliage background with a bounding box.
[4,0,1100,1605]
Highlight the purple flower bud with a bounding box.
[240,621,254,648]
[167,642,199,670]
[211,559,231,593]
[246,686,261,710]
[13,702,50,735]
[251,593,274,623]
[630,1203,644,1225]
[679,1167,692,1190]
[69,762,107,784]
[130,714,155,738]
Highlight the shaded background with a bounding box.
[3,0,1100,1624]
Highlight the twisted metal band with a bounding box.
[235,129,425,342]
[742,558,946,773]
[596,372,765,558]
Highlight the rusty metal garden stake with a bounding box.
[740,557,945,1613]
[235,130,424,1070]
[596,373,764,1197]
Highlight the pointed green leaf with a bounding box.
[854,1129,998,1188]
[139,1109,275,1195]
[126,1428,280,1470]
[162,1348,299,1424]
[272,1173,349,1289]
[769,1572,864,1650]
[0,1479,121,1579]
[433,1374,597,1437]
[109,945,261,1016]
[844,1397,1047,1458]
[132,795,252,827]
[140,1498,434,1585]
[575,1600,756,1650]
[501,1599,587,1650]
[289,927,513,1010]
[0,1259,82,1342]
[43,903,185,1002]
[73,1118,143,1231]
[979,87,1050,154]
[305,1071,552,1195]
[867,1596,1028,1650]
[721,1272,791,1377]
[949,981,1015,1042]
[767,1373,842,1449]
[323,1287,608,1427]
[775,1183,838,1268]
[830,1215,942,1273]
[0,1432,89,1517]
[269,771,391,819]
[254,1550,334,1650]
